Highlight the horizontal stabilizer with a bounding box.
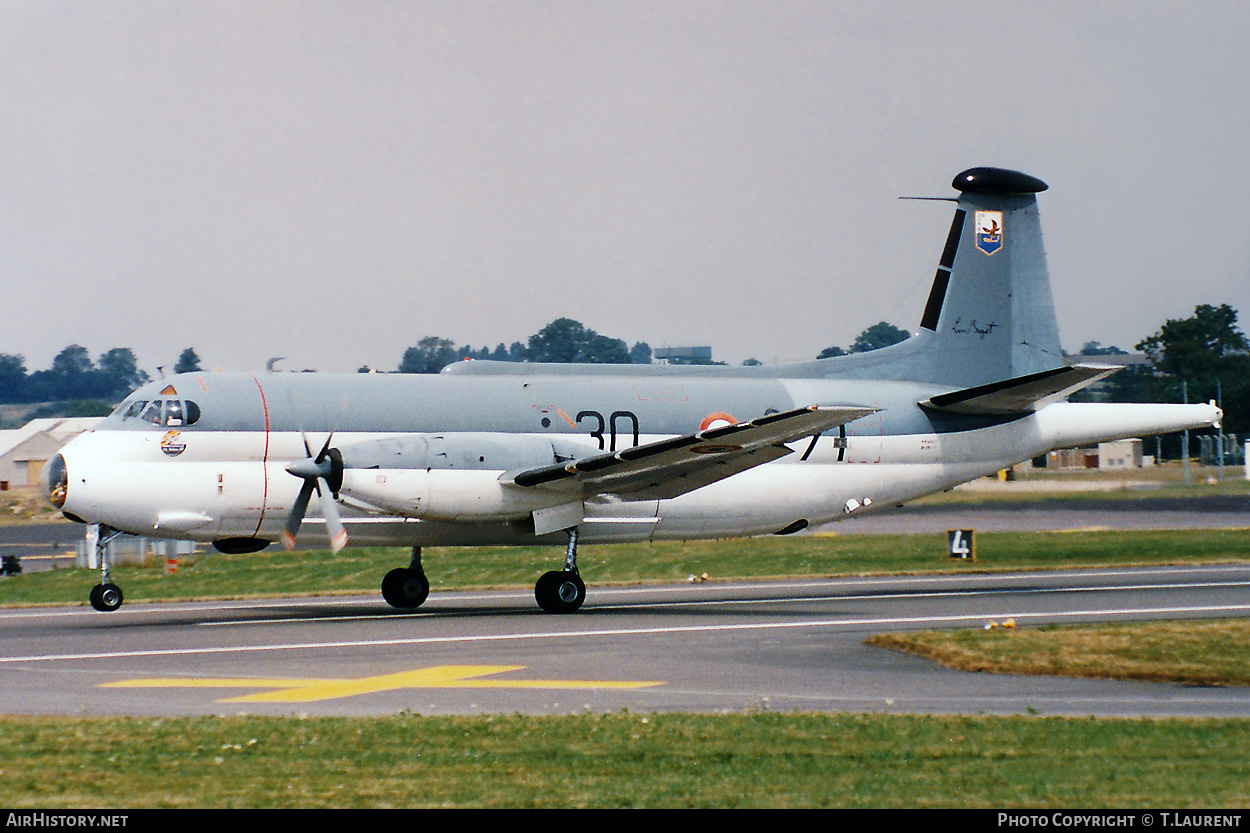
[921,364,1120,415]
[504,405,876,501]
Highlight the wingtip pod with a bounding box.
[1191,400,1223,431]
[952,167,1048,195]
[1037,401,1224,451]
[1210,400,1224,430]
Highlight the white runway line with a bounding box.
[3,602,1249,665]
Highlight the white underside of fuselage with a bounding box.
[54,401,1217,549]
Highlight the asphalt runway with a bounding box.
[2,564,1249,719]
[2,498,1248,719]
[4,492,1249,571]
[0,522,88,571]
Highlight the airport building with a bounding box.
[653,345,715,365]
[0,418,101,491]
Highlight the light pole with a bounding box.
[1182,379,1190,486]
[1217,377,1224,483]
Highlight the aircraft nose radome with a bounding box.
[952,167,1049,195]
[41,453,68,510]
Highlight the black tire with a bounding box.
[381,568,429,609]
[535,570,585,614]
[89,583,123,612]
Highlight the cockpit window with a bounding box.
[140,401,163,424]
[123,399,201,427]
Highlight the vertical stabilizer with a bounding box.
[914,167,1063,387]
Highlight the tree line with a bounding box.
[369,305,1250,440]
[0,346,201,407]
[816,321,911,358]
[0,315,909,408]
[392,318,652,374]
[1075,303,1249,438]
[3,307,1246,438]
[395,318,916,374]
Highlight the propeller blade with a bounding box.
[281,479,316,550]
[283,393,349,552]
[319,482,348,553]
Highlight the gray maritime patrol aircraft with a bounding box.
[42,167,1220,613]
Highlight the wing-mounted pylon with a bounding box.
[920,364,1120,416]
[503,405,876,501]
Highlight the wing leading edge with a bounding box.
[503,405,877,502]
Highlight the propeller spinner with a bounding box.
[281,434,348,553]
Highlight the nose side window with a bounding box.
[164,400,184,426]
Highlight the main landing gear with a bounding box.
[534,527,586,614]
[89,524,125,612]
[381,546,430,609]
[379,529,588,614]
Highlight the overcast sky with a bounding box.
[4,1,1249,375]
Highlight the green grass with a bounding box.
[2,712,1248,808]
[4,527,1249,607]
[869,619,1250,686]
[4,527,1250,808]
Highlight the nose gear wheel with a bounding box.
[87,525,125,612]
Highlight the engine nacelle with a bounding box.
[338,468,571,523]
[337,432,580,472]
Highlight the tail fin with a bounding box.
[911,167,1064,387]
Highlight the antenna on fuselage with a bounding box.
[266,357,286,373]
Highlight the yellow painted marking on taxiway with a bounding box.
[101,664,664,703]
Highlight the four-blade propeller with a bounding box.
[281,433,347,553]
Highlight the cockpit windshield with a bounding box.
[117,398,201,427]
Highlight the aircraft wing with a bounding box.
[503,405,876,501]
[920,364,1120,416]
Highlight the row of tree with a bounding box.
[816,321,911,358]
[3,306,1245,438]
[395,318,916,374]
[0,316,916,407]
[1078,304,1248,436]
[394,308,1248,437]
[0,347,201,405]
[394,318,652,374]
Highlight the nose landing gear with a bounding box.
[88,525,125,612]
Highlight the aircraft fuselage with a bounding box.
[48,370,1219,549]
